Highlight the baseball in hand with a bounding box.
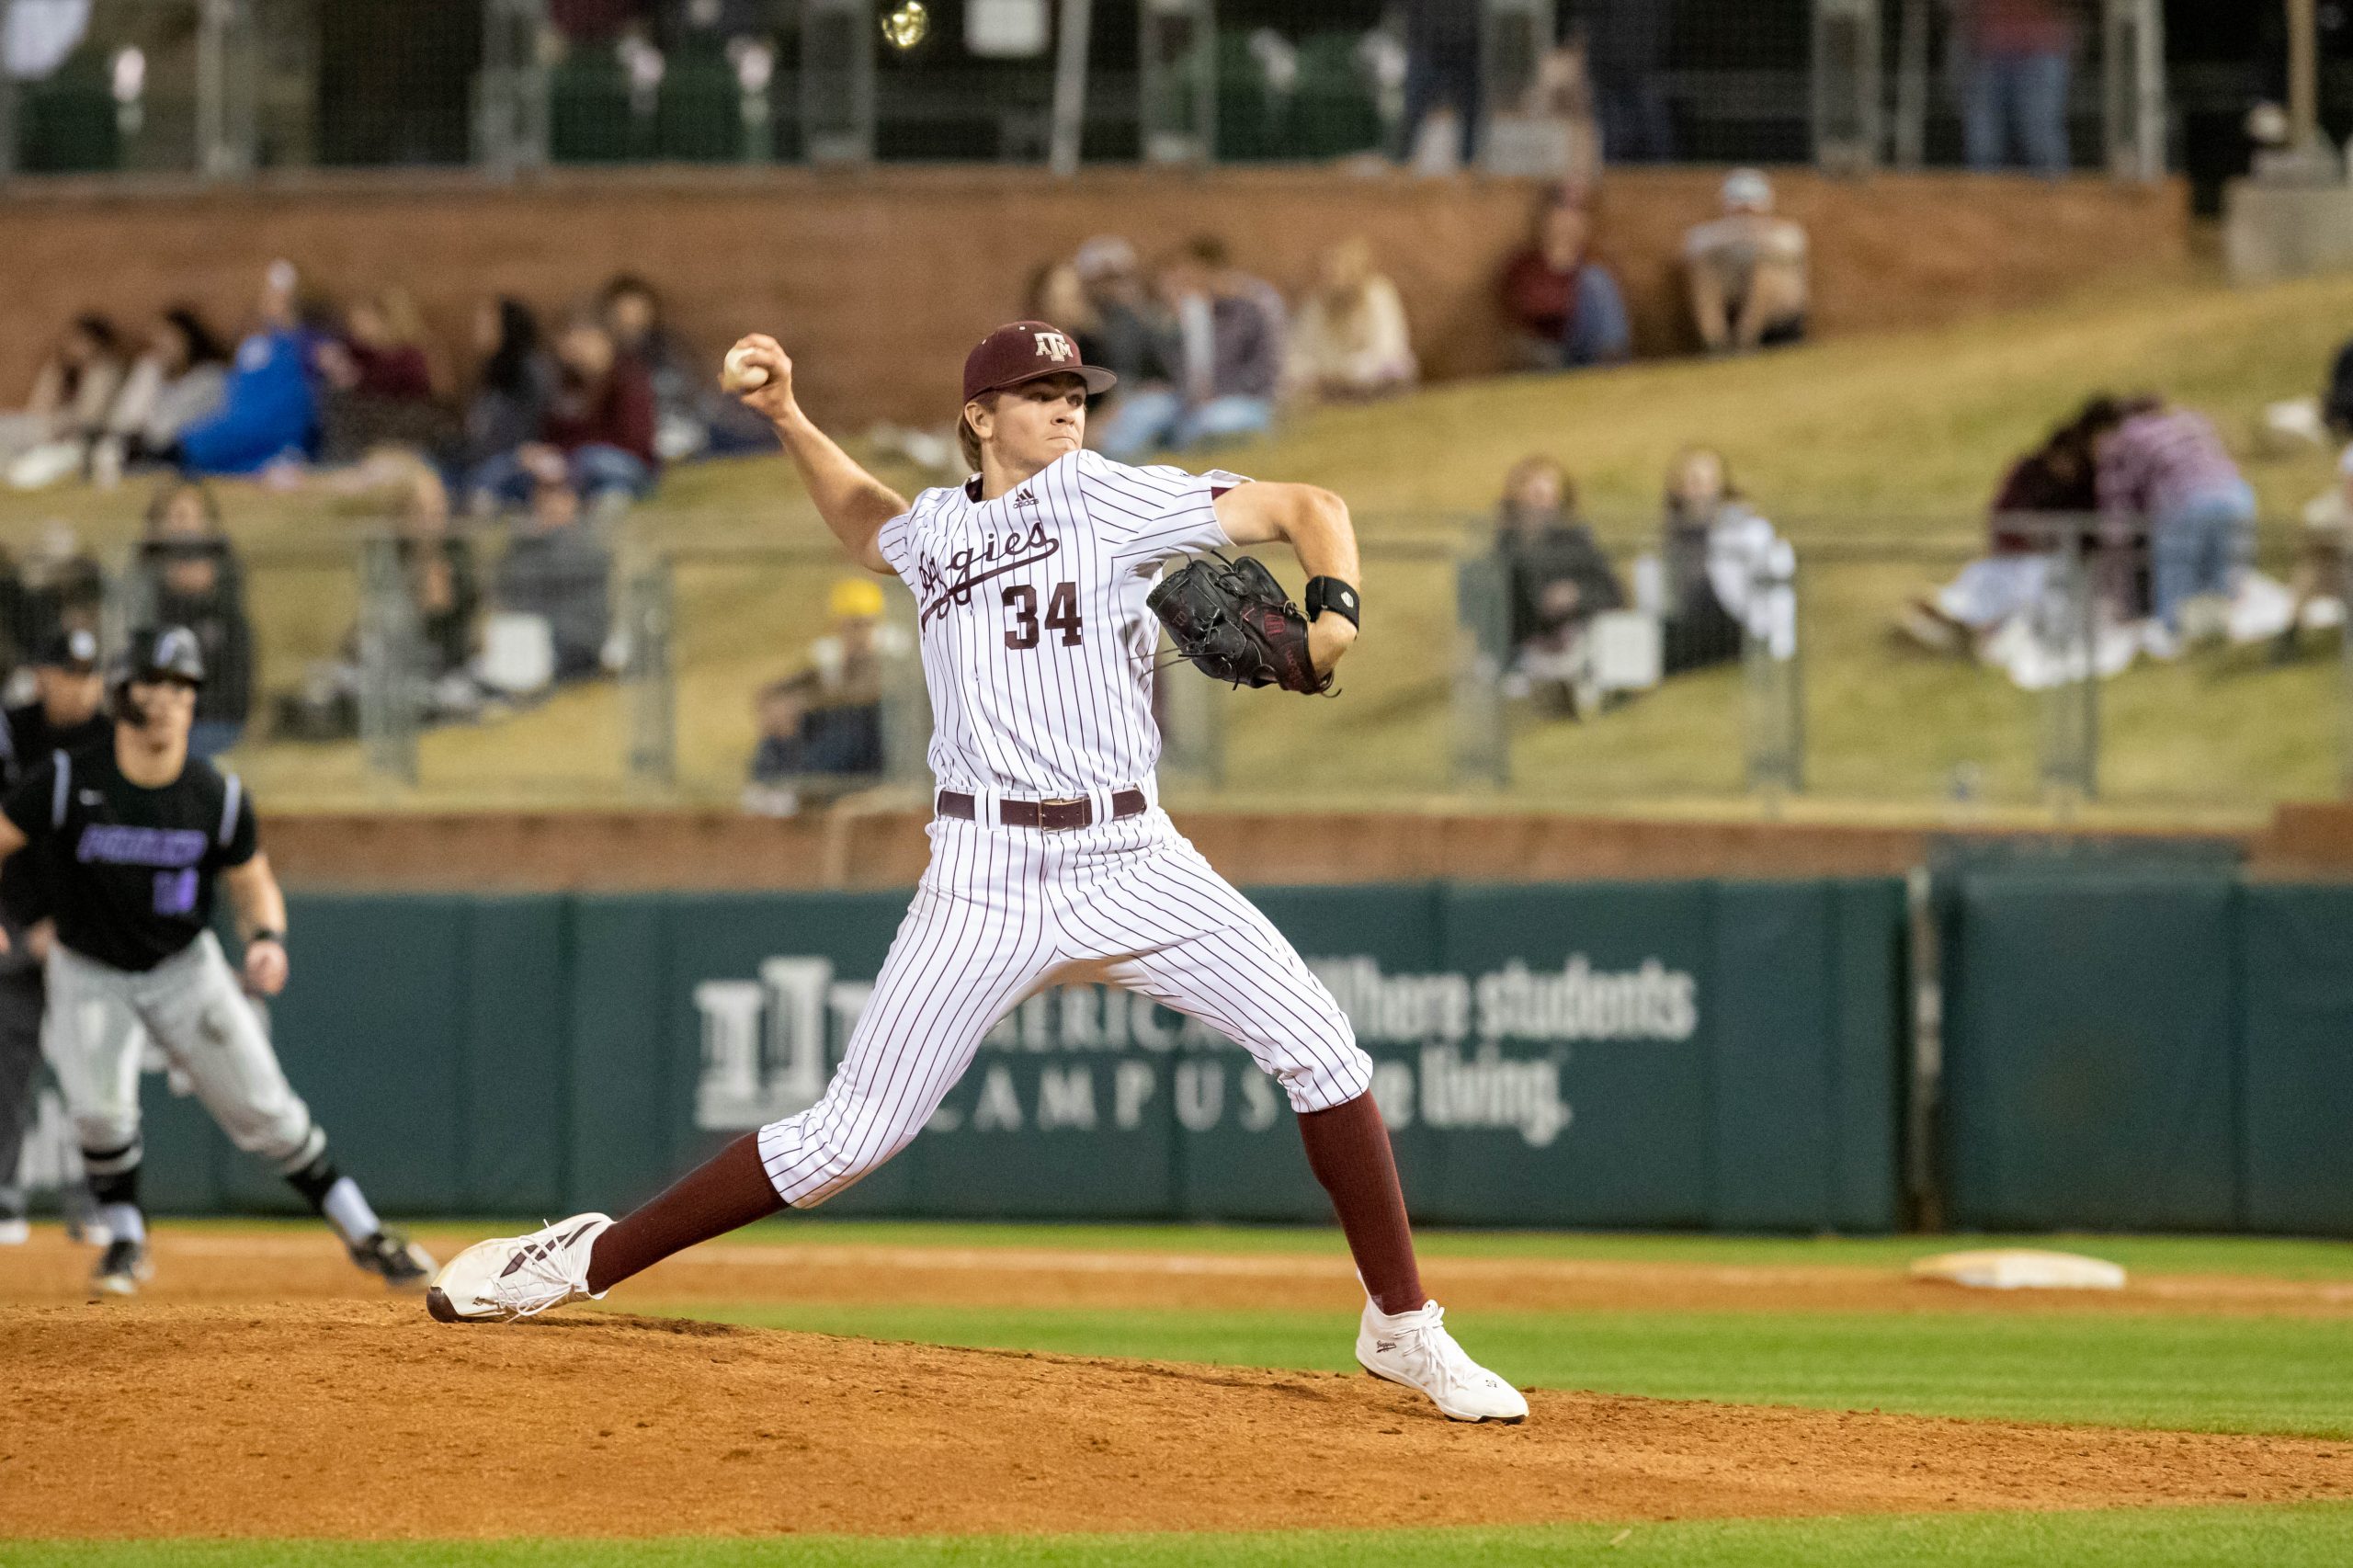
[722,345,769,393]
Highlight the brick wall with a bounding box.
[0,164,2188,427]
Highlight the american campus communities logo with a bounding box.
[692,954,1699,1151]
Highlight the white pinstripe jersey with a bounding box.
[876,450,1243,800]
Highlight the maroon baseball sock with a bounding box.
[585,1132,784,1294]
[1295,1092,1427,1316]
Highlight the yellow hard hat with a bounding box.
[829,577,885,619]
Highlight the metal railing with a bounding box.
[0,0,2173,187]
[9,501,2341,818]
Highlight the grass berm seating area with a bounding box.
[3,267,2347,818]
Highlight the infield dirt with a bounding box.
[5,1229,2353,1540]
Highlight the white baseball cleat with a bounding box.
[0,1216,29,1246]
[1357,1300,1529,1424]
[426,1213,613,1324]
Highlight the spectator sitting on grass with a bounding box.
[1658,447,1775,674]
[1098,236,1284,461]
[1287,238,1418,403]
[456,297,558,476]
[1494,456,1624,710]
[601,272,770,460]
[278,457,484,741]
[1072,235,1175,402]
[12,523,106,665]
[1684,170,1810,357]
[1500,191,1631,371]
[744,577,893,813]
[0,314,128,490]
[176,262,319,478]
[100,307,232,477]
[2083,393,2255,653]
[1900,413,2101,654]
[317,290,449,463]
[747,671,821,790]
[469,317,657,513]
[1031,260,1108,375]
[493,460,612,683]
[2279,443,2353,664]
[134,480,255,759]
[2325,331,2353,439]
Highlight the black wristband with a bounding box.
[248,929,284,946]
[1305,576,1360,628]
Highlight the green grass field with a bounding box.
[17,1223,2345,1565]
[6,268,2347,817]
[16,1507,2353,1568]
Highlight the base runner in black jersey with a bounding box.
[0,627,434,1296]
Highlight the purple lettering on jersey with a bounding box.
[76,824,210,869]
[152,868,199,915]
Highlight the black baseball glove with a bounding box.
[1147,554,1331,695]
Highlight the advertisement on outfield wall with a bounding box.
[666,881,1903,1229]
[26,881,1904,1231]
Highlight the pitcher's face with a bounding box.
[973,375,1087,472]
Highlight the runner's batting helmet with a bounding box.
[112,625,207,724]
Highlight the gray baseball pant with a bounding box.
[44,931,324,1178]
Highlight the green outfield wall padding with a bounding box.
[1713,882,1838,1230]
[458,899,574,1214]
[565,898,681,1214]
[94,878,1909,1229]
[1830,880,1909,1232]
[1433,882,1713,1226]
[1942,871,2241,1232]
[2239,886,2353,1235]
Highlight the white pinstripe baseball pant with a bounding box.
[758,806,1371,1206]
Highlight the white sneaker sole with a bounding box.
[1358,1358,1529,1425]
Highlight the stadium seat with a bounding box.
[1211,30,1290,164]
[16,72,120,174]
[1290,34,1384,159]
[655,62,741,163]
[548,53,638,165]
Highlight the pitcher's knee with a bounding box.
[1273,1038,1375,1114]
[756,1089,925,1209]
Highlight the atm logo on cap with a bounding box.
[1032,330,1074,360]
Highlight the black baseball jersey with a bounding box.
[0,704,108,931]
[0,702,110,786]
[1,744,258,972]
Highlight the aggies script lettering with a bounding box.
[916,520,1060,628]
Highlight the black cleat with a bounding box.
[93,1237,151,1297]
[350,1229,437,1290]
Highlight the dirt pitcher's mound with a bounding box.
[5,1301,2349,1540]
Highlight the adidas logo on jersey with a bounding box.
[1012,487,1039,509]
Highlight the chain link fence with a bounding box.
[21,499,2319,819]
[1,0,2176,183]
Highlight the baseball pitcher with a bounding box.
[0,627,434,1295]
[428,324,1525,1424]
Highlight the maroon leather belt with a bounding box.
[937,789,1147,832]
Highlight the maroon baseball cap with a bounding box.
[962,321,1117,404]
